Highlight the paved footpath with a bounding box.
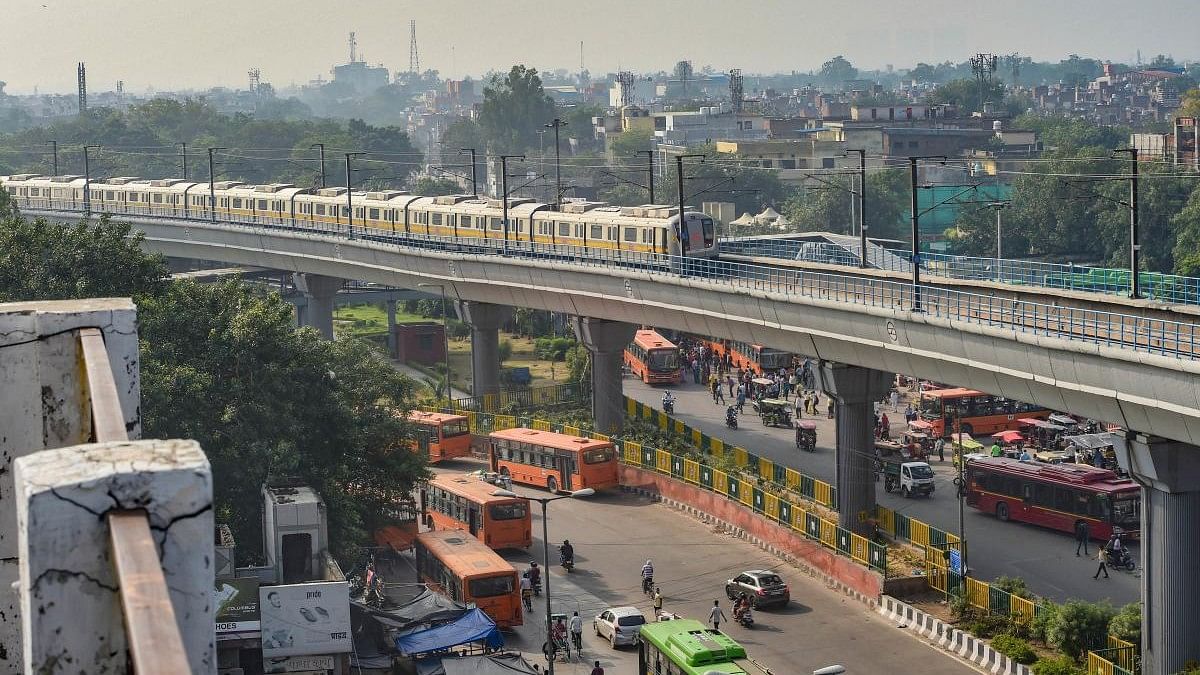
[623,377,1139,606]
[437,460,979,674]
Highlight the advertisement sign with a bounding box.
[259,582,352,657]
[263,655,335,674]
[214,578,260,636]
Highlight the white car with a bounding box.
[593,606,646,648]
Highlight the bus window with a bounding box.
[469,575,515,598]
[489,502,527,521]
[583,448,613,464]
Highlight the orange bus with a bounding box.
[704,338,793,374]
[415,530,522,629]
[407,411,473,462]
[488,427,619,493]
[919,388,1052,438]
[624,330,683,384]
[421,473,533,550]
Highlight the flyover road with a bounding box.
[623,379,1140,607]
[433,460,979,674]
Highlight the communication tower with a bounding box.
[617,71,635,107]
[729,68,744,113]
[409,20,420,73]
[77,62,87,113]
[969,53,999,111]
[248,68,261,93]
[349,32,358,63]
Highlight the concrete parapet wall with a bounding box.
[877,595,1031,675]
[619,465,883,604]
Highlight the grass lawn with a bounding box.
[445,332,566,394]
[333,302,434,338]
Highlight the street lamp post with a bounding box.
[82,144,100,216]
[459,148,478,196]
[545,118,568,209]
[988,201,1009,282]
[493,487,595,675]
[846,149,867,268]
[418,283,452,401]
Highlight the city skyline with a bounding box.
[3,0,1199,95]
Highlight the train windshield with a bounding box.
[701,217,715,246]
[646,349,680,372]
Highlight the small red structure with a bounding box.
[393,322,446,364]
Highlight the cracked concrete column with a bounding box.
[15,439,214,674]
[571,317,636,436]
[0,298,140,672]
[456,301,512,397]
[1115,432,1200,674]
[293,273,343,340]
[819,361,892,537]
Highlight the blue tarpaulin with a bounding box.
[394,608,503,656]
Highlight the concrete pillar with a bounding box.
[15,439,214,674]
[292,273,343,339]
[0,298,140,672]
[1115,432,1200,674]
[819,361,892,537]
[386,299,398,358]
[571,317,635,436]
[456,301,512,396]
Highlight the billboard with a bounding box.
[259,582,352,658]
[214,578,260,636]
[263,655,336,674]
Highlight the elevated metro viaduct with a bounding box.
[26,208,1200,673]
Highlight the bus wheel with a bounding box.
[547,476,559,493]
[499,467,510,478]
[996,502,1010,522]
[961,423,974,436]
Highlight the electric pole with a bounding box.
[1115,148,1140,299]
[311,143,327,188]
[48,140,58,177]
[989,202,1009,282]
[207,147,226,223]
[345,152,365,239]
[499,154,524,253]
[545,118,567,209]
[847,149,867,267]
[459,148,478,195]
[82,145,100,215]
[677,154,705,255]
[909,156,921,310]
[179,142,188,179]
[637,149,656,203]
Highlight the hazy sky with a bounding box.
[4,0,1199,94]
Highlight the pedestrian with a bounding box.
[727,374,736,398]
[827,398,834,419]
[590,661,605,675]
[935,437,946,462]
[794,395,803,419]
[891,390,901,411]
[520,573,533,611]
[569,611,583,651]
[736,385,746,413]
[812,392,820,416]
[653,587,663,617]
[1094,546,1110,579]
[708,599,727,630]
[1074,520,1090,556]
[716,386,726,405]
[692,359,701,384]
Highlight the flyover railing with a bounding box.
[20,198,1200,361]
[719,236,1200,305]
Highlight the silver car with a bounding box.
[593,606,646,648]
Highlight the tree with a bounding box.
[1045,600,1116,660]
[820,56,858,84]
[1171,187,1200,275]
[927,78,1006,110]
[608,127,655,161]
[1149,54,1177,70]
[0,213,167,302]
[140,279,428,560]
[439,117,487,154]
[498,338,513,365]
[1108,602,1140,647]
[565,344,590,383]
[411,175,465,196]
[781,168,909,240]
[478,65,557,153]
[1177,88,1200,120]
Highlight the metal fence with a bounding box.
[21,200,1200,361]
[444,382,589,414]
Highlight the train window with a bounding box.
[255,199,266,210]
[355,207,365,218]
[105,191,115,200]
[153,194,163,203]
[489,218,501,230]
[591,225,604,239]
[608,227,618,240]
[431,212,441,225]
[220,198,229,207]
[370,208,381,220]
[341,206,350,217]
[558,222,570,237]
[623,227,637,242]
[315,204,326,215]
[232,198,242,208]
[575,224,585,238]
[642,229,652,243]
[127,193,138,202]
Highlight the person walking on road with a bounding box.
[727,374,736,399]
[569,611,583,651]
[590,661,604,675]
[652,587,663,617]
[827,398,835,419]
[737,386,747,414]
[708,600,727,630]
[935,437,945,462]
[1094,546,1110,579]
[1075,520,1090,556]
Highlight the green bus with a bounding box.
[638,619,754,674]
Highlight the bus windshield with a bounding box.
[442,420,470,438]
[920,397,944,419]
[1109,495,1140,528]
[646,349,680,372]
[583,448,614,464]
[469,575,515,598]
[758,350,791,370]
[489,502,528,521]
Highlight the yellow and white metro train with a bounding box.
[0,173,719,257]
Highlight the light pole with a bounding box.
[47,140,58,177]
[179,141,188,180]
[676,154,706,256]
[907,155,947,312]
[459,148,478,195]
[1114,148,1140,299]
[311,143,327,188]
[988,201,1009,282]
[545,118,568,209]
[418,283,452,401]
[492,487,595,675]
[636,149,656,204]
[846,149,867,268]
[345,152,366,239]
[207,147,227,223]
[499,154,524,253]
[82,144,100,216]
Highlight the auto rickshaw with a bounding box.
[950,434,984,468]
[1063,432,1122,473]
[1034,449,1074,464]
[749,377,776,401]
[795,420,817,452]
[758,398,793,427]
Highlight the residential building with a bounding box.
[714,136,848,185]
[653,106,768,147]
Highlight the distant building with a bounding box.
[392,322,446,364]
[608,78,657,107]
[654,106,768,147]
[714,137,848,184]
[332,60,390,95]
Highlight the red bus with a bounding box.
[919,388,1051,438]
[704,338,793,374]
[407,411,473,462]
[488,427,619,493]
[965,457,1140,540]
[624,330,682,384]
[415,530,522,628]
[422,473,533,549]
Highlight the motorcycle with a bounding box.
[1106,546,1135,571]
[725,406,738,430]
[642,576,655,596]
[734,605,754,629]
[559,548,575,573]
[530,566,542,595]
[662,397,675,414]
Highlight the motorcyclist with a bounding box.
[726,406,738,426]
[662,391,676,410]
[560,540,574,565]
[641,559,655,593]
[529,561,541,591]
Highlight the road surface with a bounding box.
[433,460,979,674]
[623,378,1139,606]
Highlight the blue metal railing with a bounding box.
[17,196,1200,362]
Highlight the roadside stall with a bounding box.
[1063,433,1122,473]
[1017,418,1069,449]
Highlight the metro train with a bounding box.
[0,173,719,258]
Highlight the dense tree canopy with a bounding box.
[478,66,557,153]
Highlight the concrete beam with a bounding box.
[456,301,512,396]
[292,273,343,339]
[819,362,892,537]
[15,439,214,674]
[571,317,635,435]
